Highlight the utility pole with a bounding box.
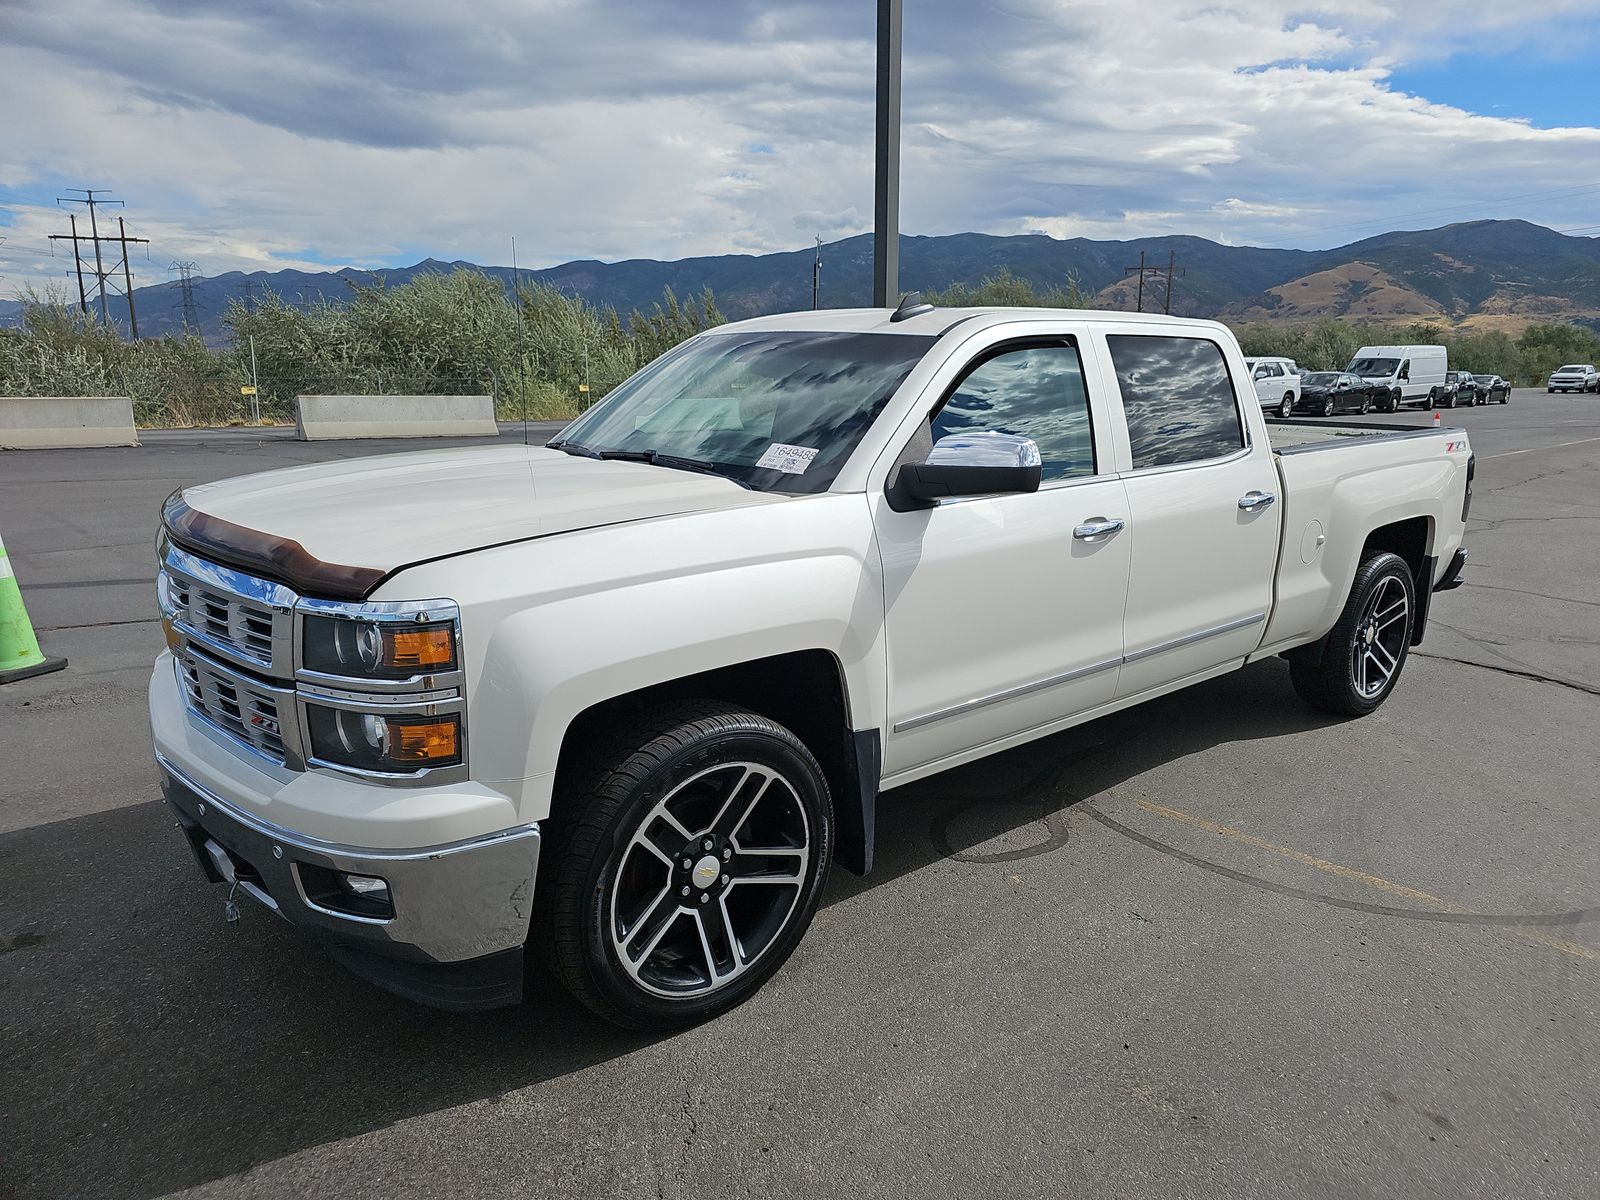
[49,191,147,334]
[872,0,902,307]
[1122,249,1180,314]
[249,335,260,424]
[66,214,89,313]
[1163,250,1186,315]
[813,235,823,310]
[118,217,140,338]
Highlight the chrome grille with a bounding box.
[175,648,296,765]
[160,544,295,676]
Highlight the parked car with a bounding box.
[1289,371,1386,416]
[1348,344,1448,410]
[1245,356,1300,414]
[1476,374,1511,404]
[149,305,1473,1029]
[1442,371,1473,407]
[1546,364,1598,393]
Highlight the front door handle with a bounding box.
[1238,490,1276,512]
[1073,517,1125,541]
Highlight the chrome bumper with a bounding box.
[158,752,541,969]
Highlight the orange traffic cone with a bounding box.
[1433,410,1441,427]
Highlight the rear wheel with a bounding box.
[1359,393,1371,415]
[1322,396,1335,417]
[536,701,834,1030]
[1289,552,1415,717]
[1279,394,1294,419]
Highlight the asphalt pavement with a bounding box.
[2,396,1598,1200]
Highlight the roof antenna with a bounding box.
[889,290,933,322]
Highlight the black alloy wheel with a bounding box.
[1288,551,1415,716]
[537,701,834,1030]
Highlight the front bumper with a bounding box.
[159,753,540,1011]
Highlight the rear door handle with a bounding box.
[1073,517,1125,541]
[1238,491,1276,511]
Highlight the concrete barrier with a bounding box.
[295,394,498,441]
[0,397,139,450]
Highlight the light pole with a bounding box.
[872,0,902,308]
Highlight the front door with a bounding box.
[875,338,1132,777]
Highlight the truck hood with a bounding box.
[171,444,784,598]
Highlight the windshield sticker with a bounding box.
[756,443,820,474]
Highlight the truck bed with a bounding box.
[1267,419,1459,455]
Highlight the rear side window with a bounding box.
[1107,335,1246,470]
[932,341,1095,483]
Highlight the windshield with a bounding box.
[1557,364,1588,372]
[1347,357,1399,376]
[1302,372,1339,385]
[550,330,936,494]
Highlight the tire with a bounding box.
[1359,393,1371,415]
[1499,391,1508,404]
[1288,551,1416,717]
[1444,390,1455,408]
[1322,396,1335,417]
[1548,387,1555,393]
[1280,394,1294,419]
[535,701,834,1030]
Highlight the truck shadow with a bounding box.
[0,658,1336,1200]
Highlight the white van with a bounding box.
[1243,357,1301,414]
[1346,345,1448,411]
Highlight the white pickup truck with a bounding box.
[150,304,1473,1028]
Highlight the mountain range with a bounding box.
[5,219,1598,342]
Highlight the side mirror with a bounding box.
[896,431,1042,506]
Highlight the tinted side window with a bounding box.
[932,342,1094,483]
[1107,335,1245,470]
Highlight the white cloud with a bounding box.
[3,0,1600,297]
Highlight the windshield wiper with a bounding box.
[597,448,752,489]
[547,439,602,458]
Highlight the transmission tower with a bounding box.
[47,189,149,336]
[169,261,202,332]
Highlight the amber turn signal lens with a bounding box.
[389,717,460,764]
[383,626,455,670]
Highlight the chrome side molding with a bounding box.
[894,612,1268,732]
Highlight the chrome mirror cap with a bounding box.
[925,431,1042,469]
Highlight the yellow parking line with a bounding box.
[1132,798,1598,964]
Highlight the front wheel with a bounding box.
[536,701,834,1030]
[1288,551,1416,716]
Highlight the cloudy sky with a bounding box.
[3,0,1600,295]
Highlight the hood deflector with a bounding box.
[163,492,385,602]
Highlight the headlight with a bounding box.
[304,705,463,774]
[301,614,457,680]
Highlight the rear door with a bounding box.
[874,331,1131,776]
[1100,331,1282,699]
